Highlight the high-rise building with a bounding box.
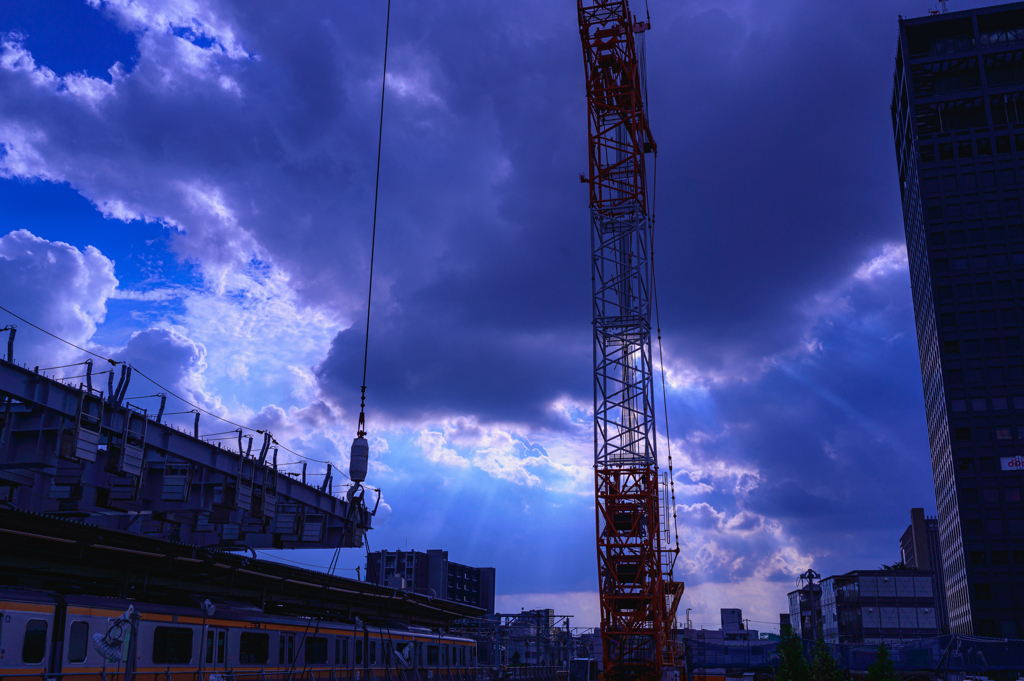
[893,3,1024,637]
[365,549,496,613]
[900,507,951,631]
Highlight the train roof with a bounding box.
[0,508,484,629]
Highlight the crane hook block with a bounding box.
[350,436,369,483]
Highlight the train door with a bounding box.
[204,626,229,676]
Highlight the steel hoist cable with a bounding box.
[650,151,681,570]
[356,0,392,442]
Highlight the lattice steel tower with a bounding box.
[578,2,682,678]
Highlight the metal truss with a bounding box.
[578,1,679,679]
[0,358,372,549]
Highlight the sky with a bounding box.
[0,0,994,632]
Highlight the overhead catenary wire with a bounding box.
[0,303,121,365]
[648,93,681,566]
[0,304,375,484]
[38,361,91,371]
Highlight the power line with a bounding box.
[0,304,373,485]
[0,304,121,365]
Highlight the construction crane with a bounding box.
[577,2,683,680]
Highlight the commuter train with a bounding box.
[0,588,478,681]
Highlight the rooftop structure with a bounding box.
[787,583,822,641]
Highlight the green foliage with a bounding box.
[866,643,898,681]
[880,561,910,571]
[810,638,842,681]
[775,627,809,681]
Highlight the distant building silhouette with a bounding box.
[820,570,939,645]
[366,549,495,614]
[893,2,1024,637]
[900,507,951,632]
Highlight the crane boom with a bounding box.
[577,2,681,679]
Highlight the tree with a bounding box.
[775,626,809,681]
[865,643,898,681]
[880,561,910,571]
[810,638,842,681]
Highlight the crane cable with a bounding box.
[650,145,681,571]
[357,0,392,440]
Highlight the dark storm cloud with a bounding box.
[1,0,991,604]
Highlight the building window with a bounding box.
[972,397,988,411]
[955,427,971,441]
[993,396,1008,410]
[992,550,1009,565]
[997,427,1012,440]
[951,399,967,412]
[983,488,1000,503]
[1006,488,1021,502]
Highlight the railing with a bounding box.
[0,666,503,681]
[0,667,572,681]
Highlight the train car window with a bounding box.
[278,635,285,665]
[335,638,340,665]
[22,619,47,664]
[427,645,438,666]
[288,635,295,664]
[68,621,89,662]
[417,642,423,667]
[240,633,269,664]
[340,637,348,666]
[355,639,363,665]
[304,637,328,665]
[153,626,193,664]
[217,630,226,664]
[369,640,377,666]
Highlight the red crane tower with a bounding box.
[577,2,683,679]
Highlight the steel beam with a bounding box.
[0,358,371,549]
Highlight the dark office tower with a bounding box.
[893,4,1024,638]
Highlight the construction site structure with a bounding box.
[577,1,683,679]
[0,355,372,548]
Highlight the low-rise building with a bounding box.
[820,570,939,645]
